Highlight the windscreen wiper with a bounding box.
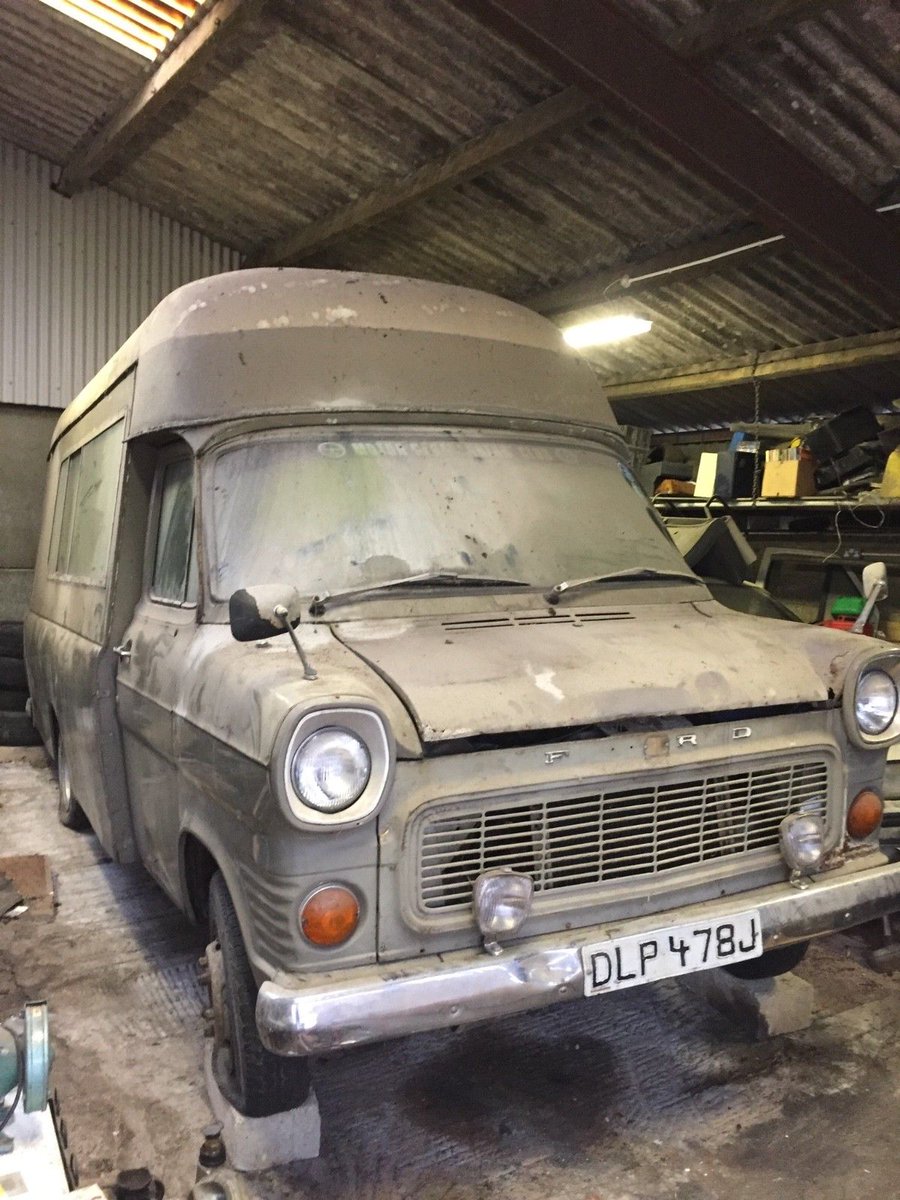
[310,571,531,615]
[545,567,703,605]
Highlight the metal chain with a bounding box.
[751,354,762,500]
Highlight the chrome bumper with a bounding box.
[257,852,900,1056]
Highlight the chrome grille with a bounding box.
[418,759,830,911]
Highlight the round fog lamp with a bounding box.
[473,868,534,953]
[291,728,371,813]
[299,885,360,947]
[779,812,825,875]
[846,789,884,840]
[855,670,898,736]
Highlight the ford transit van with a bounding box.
[26,269,900,1115]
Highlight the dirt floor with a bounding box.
[2,746,900,1200]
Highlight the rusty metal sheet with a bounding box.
[0,853,54,917]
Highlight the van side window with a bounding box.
[50,419,124,583]
[152,458,197,605]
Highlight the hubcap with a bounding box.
[58,747,72,814]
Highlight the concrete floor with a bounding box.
[2,747,900,1200]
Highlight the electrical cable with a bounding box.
[822,494,887,565]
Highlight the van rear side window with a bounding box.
[49,419,124,583]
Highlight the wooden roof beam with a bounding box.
[55,0,263,197]
[250,0,838,268]
[526,225,779,317]
[247,87,594,268]
[526,202,899,320]
[668,0,847,58]
[603,329,900,400]
[463,0,900,313]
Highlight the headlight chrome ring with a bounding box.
[290,727,371,813]
[855,669,898,736]
[842,651,900,748]
[274,706,393,829]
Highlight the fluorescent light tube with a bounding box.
[563,315,652,349]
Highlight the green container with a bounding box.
[830,594,865,619]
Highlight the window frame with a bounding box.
[147,448,199,610]
[47,415,125,587]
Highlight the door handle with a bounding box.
[113,641,133,661]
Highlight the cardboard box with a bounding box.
[761,450,816,497]
[694,450,757,500]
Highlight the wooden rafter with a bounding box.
[603,330,900,400]
[462,0,900,311]
[250,0,839,267]
[247,88,593,268]
[527,202,899,319]
[55,0,264,197]
[667,0,845,57]
[526,225,778,316]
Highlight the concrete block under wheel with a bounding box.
[679,966,814,1039]
[203,1045,321,1170]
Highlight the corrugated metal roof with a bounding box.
[0,0,896,429]
[0,0,145,163]
[573,245,896,380]
[630,0,900,202]
[36,0,201,60]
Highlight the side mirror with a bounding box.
[229,585,303,642]
[862,561,888,602]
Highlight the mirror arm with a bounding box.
[850,586,884,636]
[273,604,317,680]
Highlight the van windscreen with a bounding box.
[206,428,688,604]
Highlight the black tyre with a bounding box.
[207,871,311,1117]
[0,689,29,713]
[56,736,90,830]
[0,623,24,658]
[0,657,27,690]
[723,940,810,980]
[0,710,41,746]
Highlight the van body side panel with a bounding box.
[25,372,140,862]
[25,446,65,754]
[24,616,133,856]
[117,602,201,900]
[174,712,380,983]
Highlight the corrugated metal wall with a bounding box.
[0,138,241,409]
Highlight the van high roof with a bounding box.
[53,269,618,447]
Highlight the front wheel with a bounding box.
[56,735,89,831]
[207,871,311,1117]
[723,940,810,980]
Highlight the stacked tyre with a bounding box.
[0,622,40,746]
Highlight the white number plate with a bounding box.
[581,910,762,996]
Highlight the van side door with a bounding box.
[115,450,199,901]
[26,379,134,860]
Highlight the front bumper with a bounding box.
[257,851,900,1056]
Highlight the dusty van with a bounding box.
[26,269,900,1116]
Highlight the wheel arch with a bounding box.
[179,829,222,925]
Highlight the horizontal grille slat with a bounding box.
[417,760,830,911]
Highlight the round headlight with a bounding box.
[290,728,371,813]
[855,669,899,735]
